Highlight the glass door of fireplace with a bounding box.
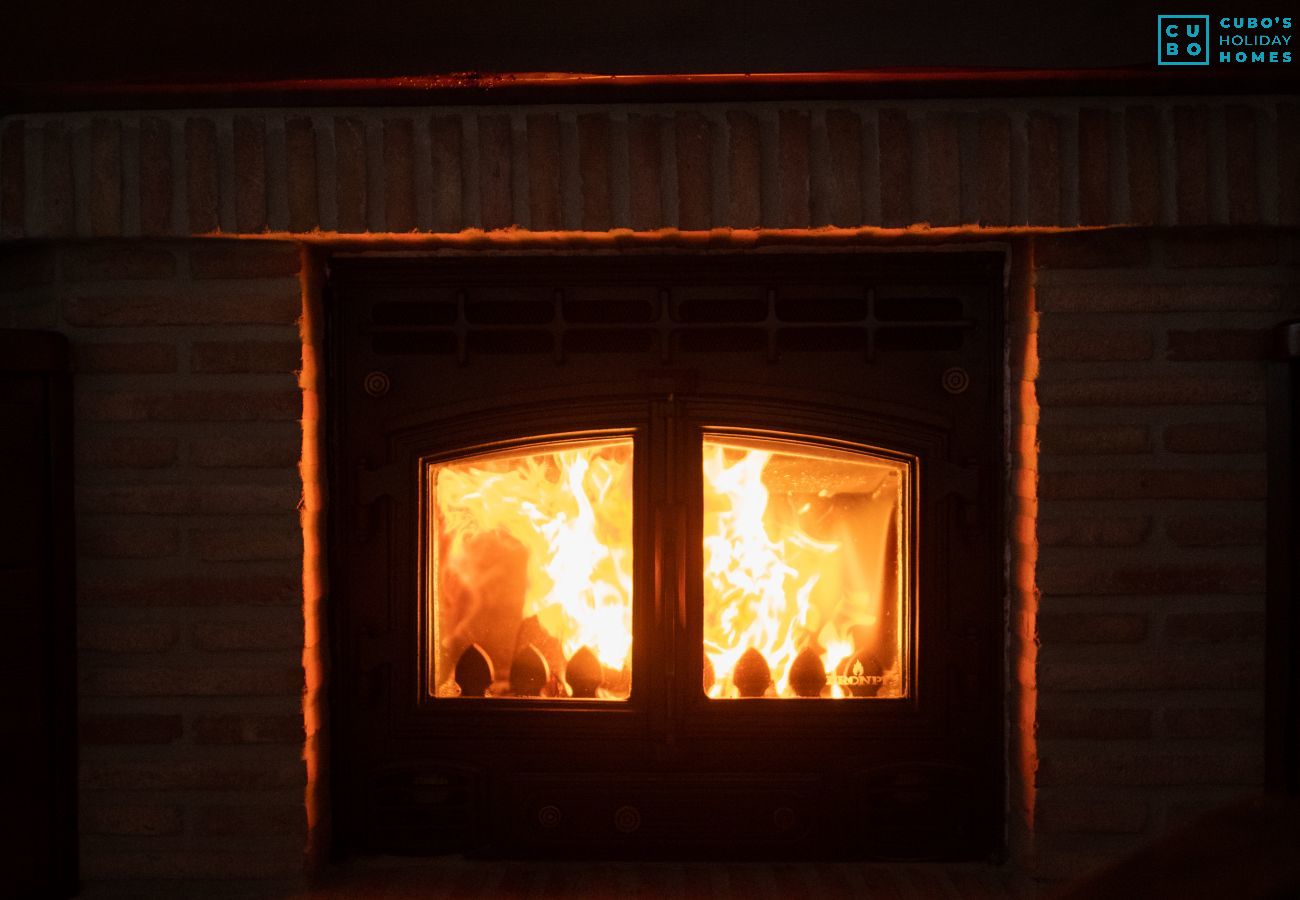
[422,425,913,707]
[428,436,635,701]
[699,433,911,701]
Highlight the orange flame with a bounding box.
[701,437,906,699]
[432,439,633,696]
[430,433,904,702]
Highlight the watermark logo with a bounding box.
[828,658,884,688]
[1215,16,1293,63]
[1158,15,1210,65]
[1158,15,1294,65]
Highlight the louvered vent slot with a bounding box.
[563,286,659,323]
[564,300,655,323]
[372,332,457,355]
[874,296,964,322]
[465,300,553,325]
[679,328,768,352]
[777,328,870,352]
[372,300,458,326]
[876,327,965,351]
[565,329,657,353]
[775,296,868,322]
[467,330,554,354]
[675,287,768,323]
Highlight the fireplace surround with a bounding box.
[330,252,1004,857]
[0,87,1295,894]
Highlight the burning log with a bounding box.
[439,531,528,687]
[510,643,550,696]
[788,646,827,698]
[565,645,603,698]
[702,654,715,694]
[733,647,772,697]
[453,643,494,697]
[515,615,566,679]
[602,662,631,698]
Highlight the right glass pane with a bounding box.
[702,434,910,699]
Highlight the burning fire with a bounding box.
[701,437,906,699]
[432,438,634,699]
[429,432,904,701]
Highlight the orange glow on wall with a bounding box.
[1010,239,1040,854]
[298,246,330,869]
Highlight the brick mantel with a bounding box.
[2,98,1296,239]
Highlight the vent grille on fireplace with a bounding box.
[365,284,974,363]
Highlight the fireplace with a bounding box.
[330,251,1005,858]
[3,70,1291,892]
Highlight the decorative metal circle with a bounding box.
[773,806,796,832]
[363,370,391,397]
[613,805,642,834]
[941,367,970,395]
[536,805,562,830]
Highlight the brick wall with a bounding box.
[1,99,1296,238]
[0,94,1297,896]
[1,240,314,895]
[1025,228,1299,884]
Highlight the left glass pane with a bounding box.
[428,437,634,700]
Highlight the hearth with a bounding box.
[330,251,1005,859]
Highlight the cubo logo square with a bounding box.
[1158,15,1211,65]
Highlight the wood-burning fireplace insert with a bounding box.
[329,251,1005,860]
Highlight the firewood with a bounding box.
[515,614,566,680]
[453,643,494,697]
[565,645,603,698]
[510,643,550,696]
[788,646,827,697]
[733,647,772,698]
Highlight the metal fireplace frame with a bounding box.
[328,249,1007,860]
